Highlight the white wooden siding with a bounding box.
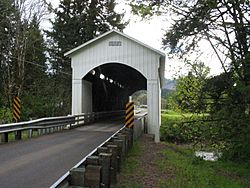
[71,33,161,80]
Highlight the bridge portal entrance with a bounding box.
[65,30,165,142]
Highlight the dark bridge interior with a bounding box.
[83,63,146,112]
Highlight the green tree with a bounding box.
[47,0,127,115]
[0,0,50,121]
[0,0,16,107]
[175,73,205,112]
[131,0,250,111]
[21,16,51,119]
[131,0,250,161]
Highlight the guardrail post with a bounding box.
[28,129,33,138]
[15,130,22,140]
[117,134,127,157]
[86,156,99,165]
[84,165,102,188]
[122,128,133,150]
[69,167,85,187]
[97,147,108,154]
[107,144,118,184]
[38,129,42,136]
[112,139,123,172]
[1,133,8,143]
[99,153,112,188]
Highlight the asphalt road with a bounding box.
[0,118,123,188]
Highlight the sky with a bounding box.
[43,0,223,79]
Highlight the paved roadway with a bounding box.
[0,118,123,188]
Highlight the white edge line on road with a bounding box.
[50,125,126,188]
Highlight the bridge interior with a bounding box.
[83,63,146,112]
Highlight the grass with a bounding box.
[116,141,145,188]
[117,138,250,188]
[120,141,141,174]
[156,143,250,188]
[161,110,207,121]
[2,130,40,142]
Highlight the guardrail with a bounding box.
[50,113,147,188]
[0,111,124,143]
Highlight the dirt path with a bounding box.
[116,134,173,188]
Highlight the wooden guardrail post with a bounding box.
[106,144,118,184]
[97,147,108,154]
[69,167,85,187]
[121,129,132,150]
[112,139,123,172]
[84,165,102,188]
[117,133,128,157]
[99,152,112,188]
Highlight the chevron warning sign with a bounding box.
[13,96,21,122]
[125,102,134,128]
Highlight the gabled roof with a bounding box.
[64,29,165,57]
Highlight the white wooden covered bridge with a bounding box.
[65,30,165,142]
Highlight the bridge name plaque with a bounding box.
[108,41,122,46]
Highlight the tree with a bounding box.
[0,0,16,107]
[0,0,49,121]
[47,0,127,115]
[21,16,51,119]
[131,0,250,111]
[130,0,250,161]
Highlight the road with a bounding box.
[0,118,123,188]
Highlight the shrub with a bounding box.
[0,107,12,124]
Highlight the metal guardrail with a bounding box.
[0,111,124,142]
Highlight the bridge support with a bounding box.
[147,79,161,143]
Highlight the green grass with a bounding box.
[117,141,145,188]
[161,110,207,121]
[3,130,40,142]
[156,144,250,188]
[120,141,141,174]
[117,137,250,188]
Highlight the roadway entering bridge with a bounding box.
[0,118,123,188]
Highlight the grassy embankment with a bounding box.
[116,111,250,188]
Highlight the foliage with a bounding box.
[132,90,147,106]
[0,107,12,124]
[157,145,250,188]
[161,111,250,163]
[175,74,206,112]
[160,111,210,144]
[132,0,250,162]
[118,133,250,188]
[168,61,210,112]
[0,0,50,121]
[47,0,127,115]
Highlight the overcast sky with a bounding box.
[43,0,223,79]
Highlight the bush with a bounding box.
[160,112,208,144]
[160,111,250,163]
[0,107,12,124]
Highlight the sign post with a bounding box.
[125,101,134,128]
[13,96,21,140]
[13,96,21,122]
